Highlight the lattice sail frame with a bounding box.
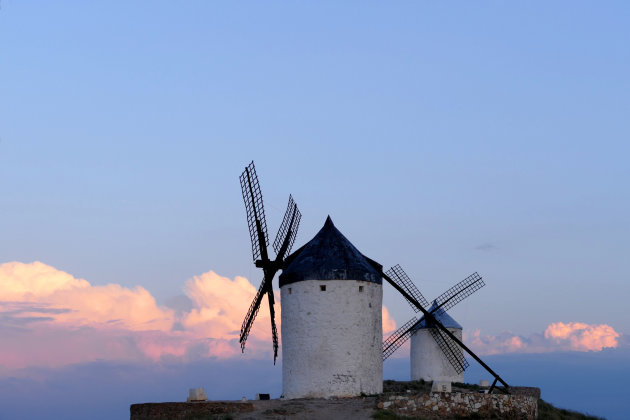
[429,327,469,374]
[433,272,484,314]
[240,277,266,352]
[383,317,418,360]
[386,265,430,311]
[273,195,302,256]
[240,161,269,263]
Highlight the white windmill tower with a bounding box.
[237,162,382,399]
[410,301,464,383]
[279,216,383,399]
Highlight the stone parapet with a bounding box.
[377,391,538,419]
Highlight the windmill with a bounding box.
[278,216,385,398]
[238,161,302,364]
[382,265,484,371]
[381,265,510,393]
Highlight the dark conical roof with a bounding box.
[279,216,383,287]
[414,300,462,330]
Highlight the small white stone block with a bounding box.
[187,387,207,402]
[479,380,490,387]
[431,381,452,393]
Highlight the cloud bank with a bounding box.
[0,261,397,371]
[465,322,621,355]
[2,261,621,372]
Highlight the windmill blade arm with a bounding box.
[239,277,267,351]
[385,265,429,312]
[266,289,279,364]
[433,272,485,314]
[431,317,511,393]
[429,327,469,374]
[382,317,418,360]
[273,195,302,259]
[240,161,270,263]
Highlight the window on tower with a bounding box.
[320,285,326,291]
[359,286,364,292]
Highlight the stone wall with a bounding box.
[377,391,538,419]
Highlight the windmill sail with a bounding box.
[273,195,301,257]
[240,161,269,262]
[237,161,301,363]
[383,317,418,360]
[385,265,429,312]
[433,272,484,314]
[240,276,267,351]
[429,326,469,374]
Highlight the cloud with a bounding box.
[0,261,91,299]
[382,306,397,336]
[0,261,397,371]
[5,262,619,369]
[544,322,620,351]
[475,243,497,251]
[0,262,270,368]
[0,261,174,332]
[182,271,271,347]
[465,322,621,355]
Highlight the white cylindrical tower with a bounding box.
[279,216,383,399]
[410,302,464,383]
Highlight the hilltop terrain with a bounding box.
[131,380,603,420]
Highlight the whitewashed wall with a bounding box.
[281,279,383,399]
[410,328,464,383]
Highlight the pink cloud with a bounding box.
[382,306,397,336]
[544,322,620,352]
[465,322,621,355]
[0,261,174,332]
[0,262,398,371]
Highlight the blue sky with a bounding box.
[1,1,629,419]
[2,0,629,333]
